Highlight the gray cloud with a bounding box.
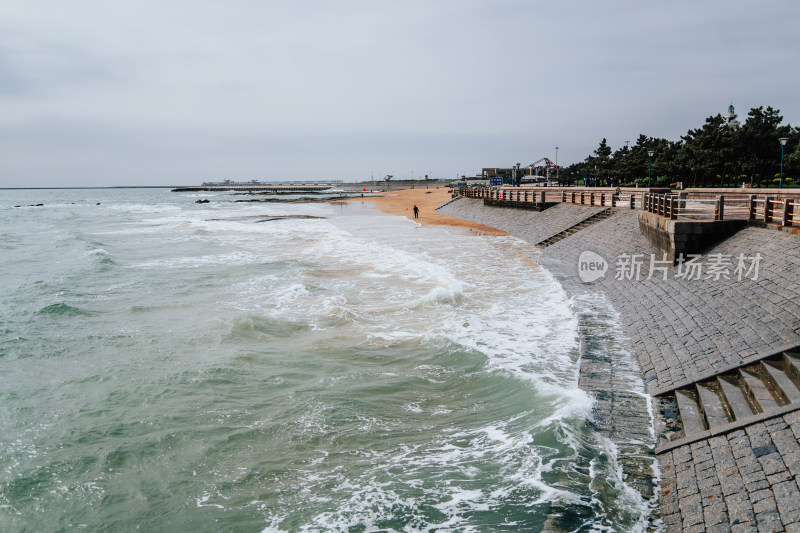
[1,0,798,186]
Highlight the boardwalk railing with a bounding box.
[456,186,800,229]
[458,186,641,209]
[642,193,800,227]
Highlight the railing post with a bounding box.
[670,196,678,220]
[540,191,546,205]
[611,193,616,207]
[715,195,724,220]
[764,197,773,223]
[589,192,594,206]
[748,195,756,220]
[783,198,793,227]
[562,191,567,203]
[580,192,585,205]
[571,191,575,204]
[630,194,636,209]
[600,193,605,206]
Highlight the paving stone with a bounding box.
[705,523,732,533]
[749,488,776,504]
[703,501,727,523]
[766,470,793,485]
[754,509,783,533]
[773,480,800,525]
[746,479,772,493]
[753,444,778,458]
[757,452,787,476]
[682,524,705,533]
[662,512,681,528]
[701,484,724,501]
[682,513,705,528]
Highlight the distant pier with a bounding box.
[171,185,336,193]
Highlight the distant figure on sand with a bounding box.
[413,205,419,219]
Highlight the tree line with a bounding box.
[558,106,798,188]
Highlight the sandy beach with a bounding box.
[353,187,507,236]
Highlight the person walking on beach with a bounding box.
[413,205,419,219]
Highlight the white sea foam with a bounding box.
[0,190,654,531]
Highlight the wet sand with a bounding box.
[351,187,507,236]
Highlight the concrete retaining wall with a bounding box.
[638,211,747,262]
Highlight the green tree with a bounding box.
[681,114,731,187]
[738,106,792,186]
[592,138,613,185]
[782,129,799,183]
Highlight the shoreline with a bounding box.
[366,189,659,523]
[349,187,508,236]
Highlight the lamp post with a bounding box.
[647,150,655,188]
[555,146,559,182]
[779,138,789,188]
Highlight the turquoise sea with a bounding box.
[0,188,651,532]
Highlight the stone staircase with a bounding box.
[656,350,800,452]
[536,209,615,247]
[435,196,462,210]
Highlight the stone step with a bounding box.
[697,382,731,428]
[718,376,757,421]
[784,352,800,383]
[761,360,800,404]
[656,348,800,450]
[536,209,614,248]
[675,389,706,435]
[739,368,779,413]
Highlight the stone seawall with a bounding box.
[438,197,800,531]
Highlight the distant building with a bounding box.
[722,103,741,129]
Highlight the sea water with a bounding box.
[0,189,650,532]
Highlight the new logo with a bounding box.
[578,251,608,283]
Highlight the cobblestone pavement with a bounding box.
[540,209,800,395]
[441,199,800,395]
[659,412,800,532]
[440,197,800,531]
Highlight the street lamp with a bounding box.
[779,138,789,188]
[555,146,559,182]
[647,150,655,188]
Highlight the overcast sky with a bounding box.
[1,1,799,187]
